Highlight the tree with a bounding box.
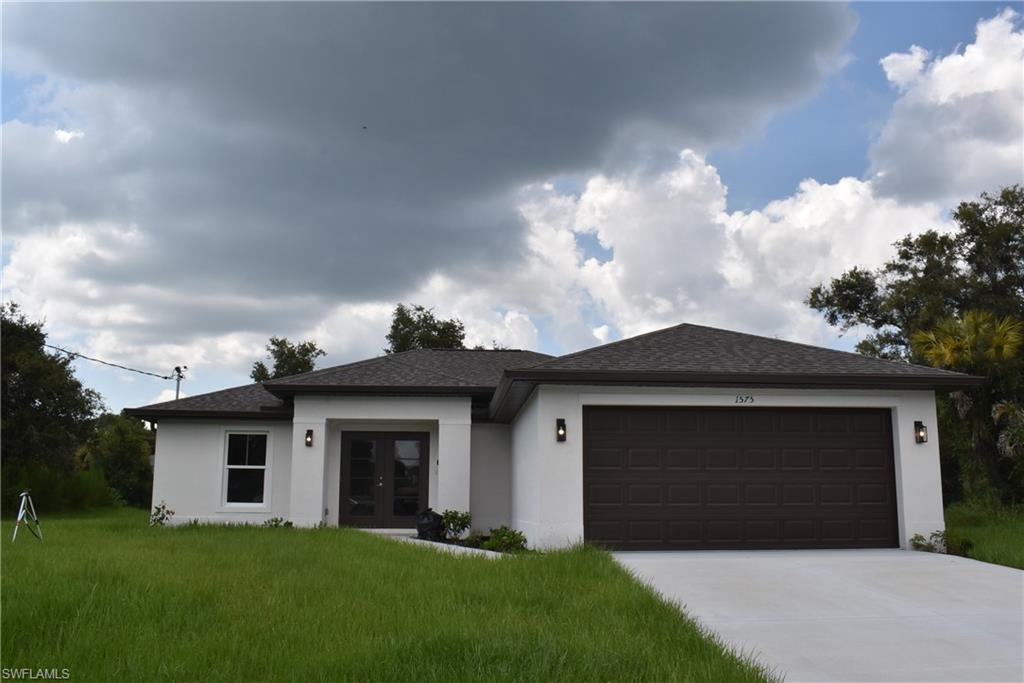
[250,337,326,382]
[807,185,1024,361]
[806,186,1024,503]
[1,303,103,474]
[78,414,154,508]
[384,304,465,354]
[993,402,1024,472]
[911,311,1023,501]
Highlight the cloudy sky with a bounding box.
[3,2,1022,412]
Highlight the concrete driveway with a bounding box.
[614,550,1023,682]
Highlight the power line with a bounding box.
[43,343,175,380]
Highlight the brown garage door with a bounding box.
[583,406,898,550]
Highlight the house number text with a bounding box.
[734,395,755,404]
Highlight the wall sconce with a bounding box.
[914,421,928,444]
[304,429,314,448]
[556,418,566,442]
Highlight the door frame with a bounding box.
[339,431,430,528]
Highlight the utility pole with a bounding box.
[173,365,188,399]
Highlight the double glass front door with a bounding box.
[340,432,429,528]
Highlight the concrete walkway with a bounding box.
[614,549,1023,682]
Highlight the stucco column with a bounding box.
[289,420,327,527]
[893,394,945,546]
[436,420,472,513]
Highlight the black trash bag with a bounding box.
[416,508,444,541]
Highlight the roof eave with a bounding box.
[262,383,497,399]
[489,370,983,422]
[122,408,294,421]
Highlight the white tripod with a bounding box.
[12,490,42,542]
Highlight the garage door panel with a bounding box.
[627,449,660,469]
[855,449,888,469]
[587,483,623,506]
[706,484,741,505]
[819,449,852,469]
[584,407,898,550]
[667,449,699,470]
[588,447,626,470]
[744,483,779,505]
[627,484,662,505]
[668,484,700,505]
[743,449,776,469]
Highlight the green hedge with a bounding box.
[1,466,120,516]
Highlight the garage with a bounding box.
[583,406,899,550]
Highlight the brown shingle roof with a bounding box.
[124,382,289,420]
[263,348,553,393]
[127,324,979,422]
[125,349,552,419]
[489,323,980,421]
[516,323,971,378]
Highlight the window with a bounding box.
[225,433,268,504]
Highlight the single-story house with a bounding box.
[125,323,978,550]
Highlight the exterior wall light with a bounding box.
[914,421,928,444]
[305,429,314,448]
[556,418,567,442]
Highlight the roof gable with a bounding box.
[517,323,969,379]
[263,348,553,394]
[126,348,552,419]
[127,323,978,422]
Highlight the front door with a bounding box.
[340,432,429,528]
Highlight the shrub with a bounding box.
[910,529,975,556]
[262,517,294,528]
[462,532,485,549]
[482,526,528,553]
[944,531,975,557]
[1,465,118,513]
[150,501,175,527]
[441,509,472,540]
[77,415,153,508]
[910,531,946,553]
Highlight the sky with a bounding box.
[2,2,1022,413]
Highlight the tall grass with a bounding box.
[1,510,775,682]
[945,502,1024,569]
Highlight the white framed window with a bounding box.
[223,432,269,506]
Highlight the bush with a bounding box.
[482,526,528,553]
[1,465,118,514]
[441,509,472,540]
[462,532,485,549]
[910,531,946,553]
[910,529,974,557]
[78,415,153,507]
[262,517,293,528]
[150,501,175,526]
[944,531,975,557]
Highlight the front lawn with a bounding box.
[945,503,1024,570]
[1,510,774,682]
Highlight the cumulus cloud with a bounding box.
[2,5,1021,410]
[1,3,855,389]
[879,45,930,90]
[510,155,948,349]
[53,129,84,143]
[870,9,1024,205]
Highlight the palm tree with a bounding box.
[911,311,1023,501]
[993,402,1024,462]
[911,311,1023,369]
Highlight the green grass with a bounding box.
[945,503,1024,570]
[1,510,775,682]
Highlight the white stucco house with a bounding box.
[126,323,977,550]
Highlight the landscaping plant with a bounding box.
[440,509,472,541]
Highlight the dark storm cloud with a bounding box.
[3,3,855,313]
